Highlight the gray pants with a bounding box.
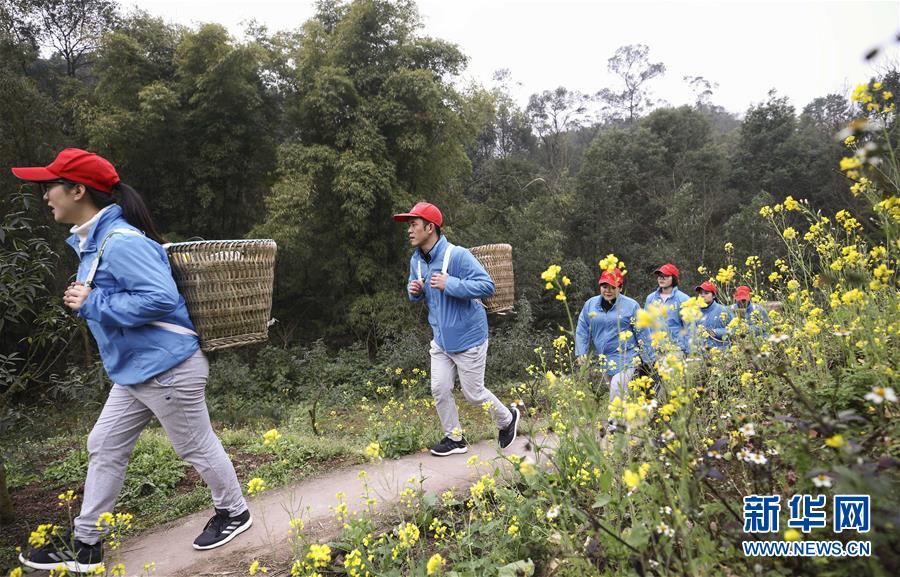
[75,350,246,544]
[430,339,513,441]
[609,367,636,402]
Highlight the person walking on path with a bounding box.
[575,268,655,430]
[12,149,251,573]
[732,285,770,336]
[691,281,734,350]
[393,202,519,457]
[644,263,690,353]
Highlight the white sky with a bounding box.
[126,0,899,115]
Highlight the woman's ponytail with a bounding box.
[88,183,166,244]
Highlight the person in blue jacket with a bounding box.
[393,202,519,457]
[644,262,690,353]
[12,149,251,573]
[576,268,655,429]
[691,281,734,350]
[732,285,770,336]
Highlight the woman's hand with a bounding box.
[64,281,92,312]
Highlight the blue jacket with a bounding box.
[644,288,690,352]
[732,302,770,336]
[575,294,654,375]
[690,301,733,350]
[68,205,199,385]
[407,235,494,354]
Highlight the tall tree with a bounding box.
[597,44,665,124]
[18,0,119,77]
[525,86,591,176]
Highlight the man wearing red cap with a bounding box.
[393,202,519,456]
[732,285,770,336]
[691,281,734,350]
[644,263,690,353]
[575,268,654,431]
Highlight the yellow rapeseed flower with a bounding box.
[825,434,845,449]
[622,469,640,490]
[262,428,281,445]
[247,477,267,496]
[248,560,268,575]
[784,196,800,211]
[782,227,797,240]
[427,553,446,575]
[784,529,802,542]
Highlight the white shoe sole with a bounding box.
[19,553,101,573]
[430,446,468,457]
[192,516,253,550]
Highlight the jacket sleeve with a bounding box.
[575,302,592,356]
[78,235,180,327]
[407,255,424,302]
[443,249,495,300]
[712,306,734,338]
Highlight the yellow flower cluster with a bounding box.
[307,543,332,568]
[262,428,281,445]
[716,265,736,284]
[247,477,267,496]
[679,297,704,323]
[248,559,268,575]
[426,553,446,575]
[598,253,626,274]
[541,264,561,282]
[397,522,420,548]
[363,441,382,461]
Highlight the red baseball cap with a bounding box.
[11,148,120,194]
[598,268,625,287]
[695,280,718,294]
[393,202,443,227]
[734,285,751,301]
[653,263,680,278]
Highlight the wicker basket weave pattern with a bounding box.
[165,239,277,352]
[469,243,515,314]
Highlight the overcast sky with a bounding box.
[125,0,899,116]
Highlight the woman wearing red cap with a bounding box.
[644,263,690,353]
[691,281,734,350]
[575,268,654,430]
[12,149,251,572]
[732,285,770,336]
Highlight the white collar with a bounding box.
[70,205,114,251]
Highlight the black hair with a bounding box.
[413,217,441,238]
[83,182,166,244]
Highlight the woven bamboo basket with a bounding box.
[470,243,515,314]
[165,239,277,352]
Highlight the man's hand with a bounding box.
[430,272,449,291]
[64,281,92,312]
[408,278,424,296]
[576,355,587,366]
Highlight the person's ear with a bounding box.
[70,183,87,200]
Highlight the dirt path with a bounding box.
[105,435,540,576]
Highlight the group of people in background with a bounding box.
[394,200,772,453]
[574,261,770,430]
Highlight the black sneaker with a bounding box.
[193,508,252,550]
[430,436,468,457]
[498,405,520,449]
[19,531,102,573]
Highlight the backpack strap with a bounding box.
[441,244,454,275]
[85,228,144,288]
[85,227,199,338]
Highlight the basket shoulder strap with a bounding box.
[85,228,144,287]
[441,244,455,275]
